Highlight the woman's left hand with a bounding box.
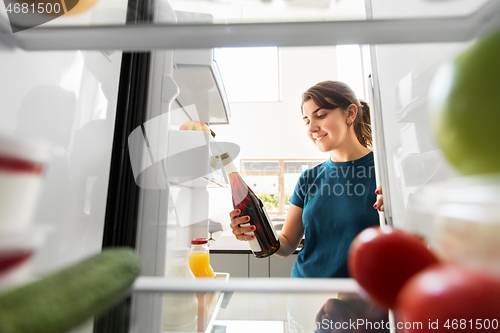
[374,185,384,212]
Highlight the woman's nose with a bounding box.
[308,121,319,133]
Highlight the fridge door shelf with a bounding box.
[173,49,230,125]
[394,43,469,124]
[400,150,442,187]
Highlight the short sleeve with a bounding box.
[289,171,308,209]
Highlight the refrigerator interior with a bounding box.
[1,0,500,332]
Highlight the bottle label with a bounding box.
[240,222,262,253]
[220,153,238,174]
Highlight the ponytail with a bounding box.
[353,100,372,149]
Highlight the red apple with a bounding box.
[394,265,500,333]
[179,121,209,132]
[348,226,440,309]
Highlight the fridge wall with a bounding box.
[133,2,228,280]
[131,4,230,332]
[0,46,125,274]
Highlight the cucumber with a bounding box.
[0,247,141,333]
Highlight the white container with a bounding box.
[0,133,50,232]
[162,248,198,332]
[409,174,500,276]
[0,227,47,290]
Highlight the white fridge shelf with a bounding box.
[1,0,500,51]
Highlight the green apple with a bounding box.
[429,29,500,176]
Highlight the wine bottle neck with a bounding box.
[221,153,238,174]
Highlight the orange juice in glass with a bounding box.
[189,251,215,278]
[189,238,215,278]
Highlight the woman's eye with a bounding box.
[317,114,326,119]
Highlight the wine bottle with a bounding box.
[220,153,280,258]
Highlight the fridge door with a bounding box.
[366,0,500,238]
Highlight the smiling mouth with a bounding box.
[314,134,326,142]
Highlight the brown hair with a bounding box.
[301,81,372,148]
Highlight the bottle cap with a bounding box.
[191,238,208,245]
[171,247,189,258]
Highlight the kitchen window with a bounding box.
[213,47,280,103]
[336,44,369,102]
[240,159,323,215]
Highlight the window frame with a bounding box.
[240,158,324,215]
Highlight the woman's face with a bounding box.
[302,99,350,153]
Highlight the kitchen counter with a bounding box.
[209,230,254,254]
[208,230,302,278]
[209,229,302,255]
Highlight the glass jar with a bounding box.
[188,238,215,278]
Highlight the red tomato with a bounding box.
[395,265,500,333]
[348,226,439,309]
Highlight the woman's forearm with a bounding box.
[274,233,300,258]
[273,204,304,258]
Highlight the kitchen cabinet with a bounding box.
[270,255,297,278]
[249,255,269,278]
[209,226,298,278]
[211,253,297,278]
[211,254,248,278]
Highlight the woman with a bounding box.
[230,81,383,278]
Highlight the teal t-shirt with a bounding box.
[289,152,379,278]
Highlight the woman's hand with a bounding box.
[373,185,384,212]
[229,209,256,241]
